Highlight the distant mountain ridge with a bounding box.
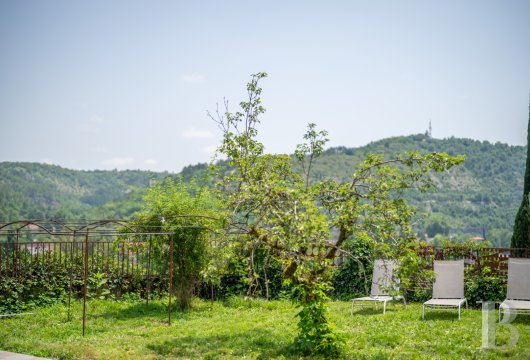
[0,134,525,247]
[0,163,170,221]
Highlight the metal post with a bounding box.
[13,229,20,281]
[121,243,125,275]
[25,243,29,279]
[476,249,482,277]
[29,239,32,278]
[67,232,75,322]
[15,230,19,280]
[82,230,89,336]
[106,242,110,271]
[168,234,174,325]
[6,236,9,278]
[47,242,51,269]
[135,240,139,276]
[146,235,152,307]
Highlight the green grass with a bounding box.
[0,298,529,359]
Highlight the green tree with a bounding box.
[131,178,222,310]
[424,214,450,238]
[210,73,463,355]
[511,102,530,250]
[511,194,529,251]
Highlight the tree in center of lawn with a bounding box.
[210,73,464,355]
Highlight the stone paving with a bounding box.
[0,351,50,360]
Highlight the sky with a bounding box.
[1,0,529,173]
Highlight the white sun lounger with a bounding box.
[423,260,467,320]
[499,258,530,321]
[351,259,403,315]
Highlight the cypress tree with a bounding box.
[511,194,529,250]
[510,99,530,250]
[524,99,530,196]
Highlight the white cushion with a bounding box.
[424,298,466,307]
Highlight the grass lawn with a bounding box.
[0,298,529,359]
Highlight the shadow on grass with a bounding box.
[503,315,530,325]
[420,310,464,321]
[351,306,402,316]
[90,301,186,322]
[89,300,251,325]
[146,328,294,359]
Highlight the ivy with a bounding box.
[0,251,151,314]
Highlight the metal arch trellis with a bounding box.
[0,219,218,336]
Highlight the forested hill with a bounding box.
[0,163,170,220]
[0,134,526,246]
[317,134,525,247]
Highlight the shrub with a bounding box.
[0,248,150,314]
[197,252,289,301]
[130,178,223,311]
[331,237,373,300]
[465,266,506,307]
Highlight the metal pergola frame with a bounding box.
[0,219,211,336]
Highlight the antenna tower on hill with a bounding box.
[425,119,432,139]
[428,120,432,138]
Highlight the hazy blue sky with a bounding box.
[1,0,529,172]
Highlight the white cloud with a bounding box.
[181,74,206,84]
[101,157,136,167]
[183,127,214,139]
[41,158,54,165]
